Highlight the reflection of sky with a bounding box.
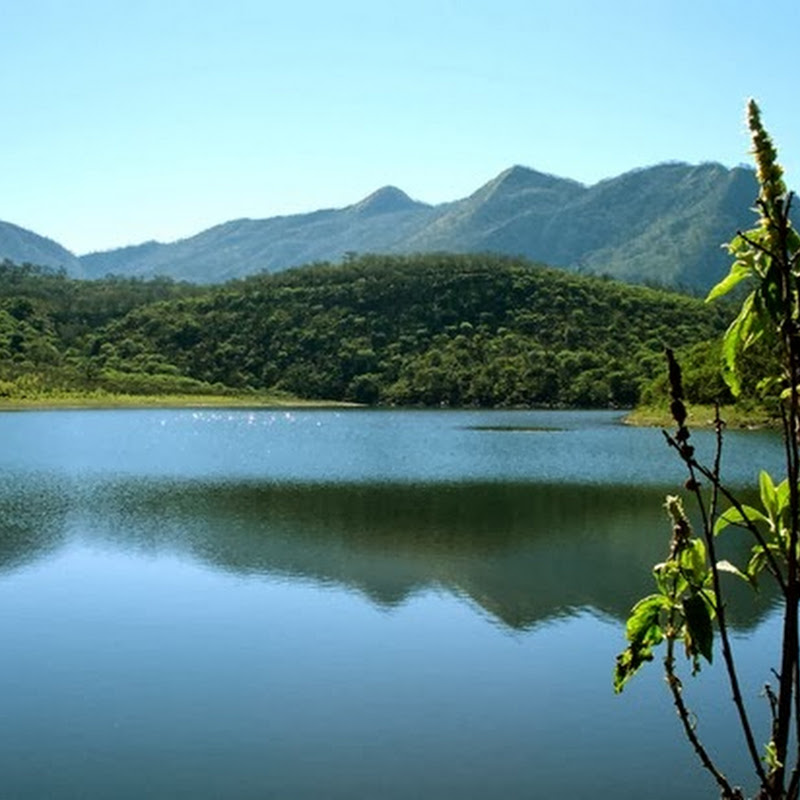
[0,544,776,800]
[0,408,783,486]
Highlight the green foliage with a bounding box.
[0,261,208,398]
[93,252,728,407]
[615,496,718,693]
[613,593,667,691]
[707,101,800,399]
[0,253,730,406]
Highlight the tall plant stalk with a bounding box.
[614,100,800,799]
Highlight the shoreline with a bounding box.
[0,393,358,412]
[0,395,778,429]
[623,404,778,430]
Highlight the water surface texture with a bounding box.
[0,409,785,798]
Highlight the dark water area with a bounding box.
[0,408,786,798]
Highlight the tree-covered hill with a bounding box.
[0,261,205,397]
[75,253,729,408]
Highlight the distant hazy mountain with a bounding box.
[408,163,761,288]
[80,185,435,284]
[0,221,82,275]
[0,162,776,290]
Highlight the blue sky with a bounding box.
[3,0,799,254]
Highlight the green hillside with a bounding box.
[0,253,731,408]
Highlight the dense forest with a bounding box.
[0,253,733,408]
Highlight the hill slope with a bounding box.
[0,254,730,407]
[0,222,82,275]
[92,253,730,406]
[81,186,433,283]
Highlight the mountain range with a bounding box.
[0,161,771,290]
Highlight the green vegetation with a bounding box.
[0,260,217,401]
[624,401,776,429]
[616,101,800,800]
[0,391,321,410]
[0,253,732,408]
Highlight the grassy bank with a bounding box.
[0,390,354,411]
[625,403,778,429]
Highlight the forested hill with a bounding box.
[1,162,784,293]
[0,254,731,408]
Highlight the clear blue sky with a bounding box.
[3,0,799,254]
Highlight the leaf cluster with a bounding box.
[615,496,720,692]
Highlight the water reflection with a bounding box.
[0,472,70,573]
[0,411,784,800]
[10,478,763,631]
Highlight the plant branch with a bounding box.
[663,589,739,797]
[663,433,788,593]
[673,450,768,785]
[738,229,783,265]
[773,188,800,792]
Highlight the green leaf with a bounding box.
[614,644,653,694]
[706,260,754,302]
[683,593,714,664]
[764,740,783,771]
[653,561,687,597]
[725,232,757,261]
[746,542,784,584]
[626,594,669,642]
[700,588,718,616]
[757,375,782,396]
[760,470,779,519]
[720,292,757,396]
[716,559,749,583]
[614,593,671,693]
[776,478,790,509]
[714,504,769,535]
[747,548,766,585]
[679,539,708,586]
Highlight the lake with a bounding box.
[0,408,786,799]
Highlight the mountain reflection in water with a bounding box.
[1,475,775,631]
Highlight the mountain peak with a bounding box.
[463,165,585,214]
[351,186,425,216]
[493,164,583,192]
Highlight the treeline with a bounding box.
[0,260,211,398]
[0,253,735,407]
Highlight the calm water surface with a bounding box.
[0,409,786,798]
